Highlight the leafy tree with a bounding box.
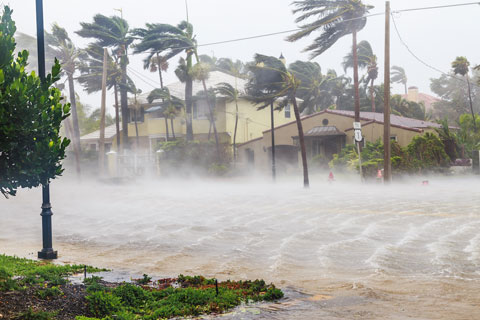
[452,56,476,131]
[76,14,135,148]
[391,66,408,94]
[0,6,70,197]
[246,54,309,187]
[407,133,450,169]
[435,118,457,161]
[390,94,428,120]
[287,0,373,122]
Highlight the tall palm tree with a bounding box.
[147,87,184,140]
[76,14,134,148]
[391,66,408,94]
[287,0,373,123]
[246,54,309,188]
[215,82,240,162]
[77,44,134,151]
[46,24,82,159]
[452,56,476,132]
[342,40,378,112]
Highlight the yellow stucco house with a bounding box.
[123,71,294,153]
[237,109,445,172]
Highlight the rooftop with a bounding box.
[80,124,118,141]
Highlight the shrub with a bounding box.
[113,283,149,308]
[86,291,122,317]
[36,286,64,299]
[14,309,55,320]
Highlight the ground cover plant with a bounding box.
[0,255,283,319]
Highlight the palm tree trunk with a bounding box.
[120,45,129,148]
[370,78,375,112]
[352,30,360,123]
[292,97,309,188]
[164,117,170,141]
[114,84,121,151]
[233,100,239,164]
[156,53,164,88]
[466,75,477,132]
[185,53,194,141]
[67,74,81,155]
[170,118,176,139]
[64,118,81,177]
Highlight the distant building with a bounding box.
[237,109,449,171]
[79,124,117,152]
[402,86,440,112]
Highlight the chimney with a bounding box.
[407,86,419,103]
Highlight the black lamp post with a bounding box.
[36,0,57,260]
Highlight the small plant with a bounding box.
[0,267,18,291]
[36,286,64,299]
[14,308,56,320]
[113,283,149,308]
[135,274,152,285]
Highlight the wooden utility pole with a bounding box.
[383,1,392,183]
[270,102,276,181]
[99,47,108,176]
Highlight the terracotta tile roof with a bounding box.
[304,126,346,137]
[401,92,440,111]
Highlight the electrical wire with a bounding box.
[392,2,480,14]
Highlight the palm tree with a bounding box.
[76,14,134,148]
[215,82,241,162]
[46,24,82,159]
[287,0,373,123]
[289,60,338,114]
[246,54,309,188]
[452,56,476,132]
[391,66,408,94]
[147,87,184,140]
[132,21,196,141]
[77,44,134,151]
[342,40,378,112]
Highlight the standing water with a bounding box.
[1,176,480,319]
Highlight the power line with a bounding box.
[390,12,479,89]
[392,2,480,13]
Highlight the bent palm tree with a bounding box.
[343,40,378,112]
[76,14,134,148]
[147,87,184,140]
[287,0,373,123]
[391,66,408,94]
[246,54,309,188]
[215,82,240,162]
[452,56,476,132]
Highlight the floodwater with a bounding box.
[1,175,480,319]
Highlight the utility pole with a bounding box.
[270,102,276,181]
[99,48,108,176]
[36,0,57,260]
[383,1,392,183]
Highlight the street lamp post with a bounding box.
[36,0,57,260]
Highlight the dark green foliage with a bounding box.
[263,287,284,301]
[14,308,56,320]
[0,6,71,197]
[113,284,148,308]
[36,286,64,299]
[0,267,18,291]
[407,133,450,169]
[86,291,122,317]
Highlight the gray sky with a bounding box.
[5,0,480,114]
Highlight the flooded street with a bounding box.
[1,176,480,319]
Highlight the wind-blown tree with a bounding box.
[289,60,338,114]
[76,14,134,147]
[343,40,378,112]
[0,6,70,197]
[391,66,408,94]
[452,56,476,131]
[287,0,373,123]
[246,54,309,187]
[215,82,241,161]
[132,21,196,140]
[147,87,184,140]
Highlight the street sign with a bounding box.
[354,129,363,142]
[353,122,361,130]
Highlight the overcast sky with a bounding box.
[5,0,480,114]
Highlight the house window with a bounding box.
[322,118,329,125]
[390,135,398,142]
[193,99,210,120]
[130,107,144,123]
[285,104,291,118]
[312,140,322,156]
